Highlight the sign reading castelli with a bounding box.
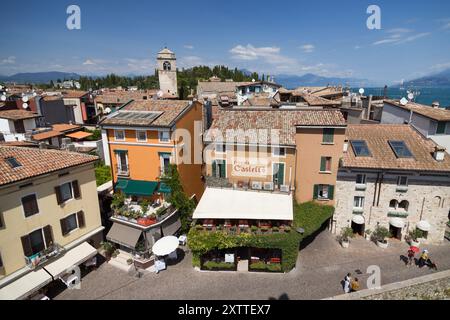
[231,158,268,177]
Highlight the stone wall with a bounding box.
[333,170,450,244]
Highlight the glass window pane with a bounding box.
[29,229,45,255]
[66,214,78,233]
[60,182,73,202]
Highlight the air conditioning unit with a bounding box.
[251,181,262,190]
[280,185,290,193]
[263,182,274,191]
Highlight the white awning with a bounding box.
[43,242,97,278]
[352,215,365,225]
[0,269,52,300]
[193,187,293,221]
[417,220,431,232]
[389,217,405,229]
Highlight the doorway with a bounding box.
[351,222,365,236]
[389,225,402,240]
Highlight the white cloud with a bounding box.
[184,44,194,49]
[1,56,16,65]
[124,58,155,72]
[229,44,297,67]
[83,59,96,65]
[372,28,431,46]
[300,44,315,53]
[354,45,362,50]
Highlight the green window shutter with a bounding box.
[277,163,285,185]
[313,185,319,199]
[212,160,216,177]
[323,128,335,143]
[328,185,335,200]
[320,157,326,171]
[220,160,226,178]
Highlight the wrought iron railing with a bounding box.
[25,243,65,269]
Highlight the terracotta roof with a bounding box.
[197,81,247,95]
[61,90,89,99]
[0,141,38,147]
[206,109,346,145]
[41,95,63,102]
[342,124,450,172]
[100,100,195,127]
[296,93,341,106]
[52,123,81,133]
[95,90,158,104]
[32,130,64,141]
[0,146,98,186]
[0,110,40,120]
[65,131,93,140]
[236,81,282,88]
[385,99,450,122]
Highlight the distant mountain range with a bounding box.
[401,68,450,88]
[0,72,81,84]
[273,73,381,89]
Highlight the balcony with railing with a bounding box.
[204,175,292,194]
[25,243,66,269]
[194,219,292,235]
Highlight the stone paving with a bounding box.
[55,231,450,300]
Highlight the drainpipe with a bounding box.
[376,172,384,207]
[373,172,380,207]
[420,197,425,220]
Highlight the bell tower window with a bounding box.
[163,61,171,71]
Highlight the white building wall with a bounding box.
[334,170,450,244]
[101,129,111,166]
[63,98,83,124]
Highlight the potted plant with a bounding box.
[126,258,134,265]
[365,229,372,241]
[338,227,354,248]
[407,229,423,247]
[284,226,291,233]
[140,199,150,214]
[111,191,125,212]
[101,241,116,260]
[272,226,279,233]
[373,226,391,248]
[251,225,258,233]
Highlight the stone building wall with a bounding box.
[333,170,450,244]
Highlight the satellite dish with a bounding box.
[104,107,111,114]
[33,92,37,97]
[0,85,3,90]
[157,90,163,98]
[359,88,365,95]
[1,95,6,101]
[22,103,28,109]
[22,96,29,103]
[400,97,408,106]
[252,79,256,82]
[407,92,414,101]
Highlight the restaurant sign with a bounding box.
[231,157,268,177]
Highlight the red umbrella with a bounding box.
[409,246,420,253]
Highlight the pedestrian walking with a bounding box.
[407,249,415,267]
[418,249,429,268]
[351,278,360,292]
[343,273,351,293]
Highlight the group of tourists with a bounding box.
[406,248,437,270]
[343,273,359,293]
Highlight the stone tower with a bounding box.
[157,47,178,97]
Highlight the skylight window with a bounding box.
[388,140,413,158]
[350,140,371,157]
[5,157,22,168]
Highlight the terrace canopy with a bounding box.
[107,222,142,248]
[193,187,293,221]
[116,179,158,196]
[0,269,52,300]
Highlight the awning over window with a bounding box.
[352,215,365,225]
[107,222,142,248]
[417,220,431,232]
[158,182,172,194]
[0,269,52,300]
[389,217,405,229]
[43,242,97,278]
[161,212,181,236]
[116,179,158,196]
[193,187,293,221]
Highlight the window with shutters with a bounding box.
[29,229,45,256]
[212,160,226,178]
[56,180,81,205]
[61,211,85,236]
[114,129,125,141]
[272,163,285,186]
[21,194,39,218]
[320,157,332,172]
[313,184,334,200]
[322,128,335,144]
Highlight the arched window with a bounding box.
[398,200,409,211]
[389,199,398,209]
[433,196,442,208]
[163,61,171,71]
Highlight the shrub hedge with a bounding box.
[188,201,334,272]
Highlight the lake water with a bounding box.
[351,87,450,107]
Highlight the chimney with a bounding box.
[67,144,76,152]
[433,146,446,161]
[204,99,213,130]
[343,139,349,153]
[432,101,440,108]
[39,142,47,149]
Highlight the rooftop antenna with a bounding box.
[358,88,365,96]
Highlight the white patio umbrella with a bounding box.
[152,236,179,257]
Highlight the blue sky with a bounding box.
[1,0,450,84]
